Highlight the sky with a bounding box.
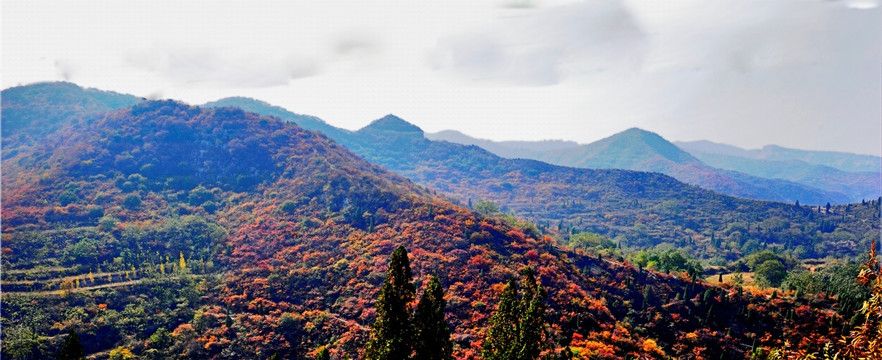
[3,0,881,156]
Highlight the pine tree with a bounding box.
[366,246,416,360]
[414,276,454,360]
[483,279,520,360]
[57,329,85,360]
[517,267,547,360]
[483,267,548,360]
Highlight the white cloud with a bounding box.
[431,0,647,85]
[2,0,880,155]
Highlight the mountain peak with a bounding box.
[361,114,423,134]
[616,127,662,139]
[576,127,701,167]
[207,96,272,108]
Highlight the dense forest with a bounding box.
[2,84,880,359]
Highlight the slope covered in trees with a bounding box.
[203,97,878,263]
[1,98,855,359]
[1,82,142,160]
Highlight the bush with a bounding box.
[279,200,297,215]
[123,194,142,209]
[58,190,79,206]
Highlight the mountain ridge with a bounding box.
[430,126,851,204]
[197,94,878,263]
[676,140,882,173]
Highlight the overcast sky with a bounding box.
[3,0,880,155]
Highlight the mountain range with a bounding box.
[2,82,878,359]
[204,97,879,262]
[428,129,880,204]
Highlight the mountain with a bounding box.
[1,82,142,159]
[433,128,850,205]
[675,140,881,203]
[2,96,848,359]
[202,97,352,141]
[426,130,581,159]
[201,96,878,263]
[683,151,880,203]
[676,140,882,174]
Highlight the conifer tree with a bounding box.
[483,279,520,360]
[517,267,547,360]
[414,276,454,360]
[366,246,416,360]
[57,329,85,360]
[483,267,548,360]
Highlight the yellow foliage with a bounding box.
[642,339,665,357]
[109,346,135,360]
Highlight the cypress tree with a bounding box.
[414,276,454,360]
[57,329,85,360]
[483,279,521,360]
[517,267,547,360]
[366,246,416,360]
[483,267,548,360]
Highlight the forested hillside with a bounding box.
[2,98,864,359]
[203,98,880,264]
[1,82,142,160]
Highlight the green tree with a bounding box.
[755,259,788,288]
[414,276,454,360]
[278,313,304,356]
[483,267,548,360]
[123,194,141,209]
[474,199,500,216]
[366,246,416,360]
[483,279,520,360]
[57,329,85,360]
[517,267,547,360]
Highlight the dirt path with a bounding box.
[2,276,189,296]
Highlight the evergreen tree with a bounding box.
[366,246,416,360]
[517,267,547,360]
[414,276,454,360]
[57,329,85,360]
[483,279,521,360]
[483,267,548,360]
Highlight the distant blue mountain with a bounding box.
[431,128,854,205]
